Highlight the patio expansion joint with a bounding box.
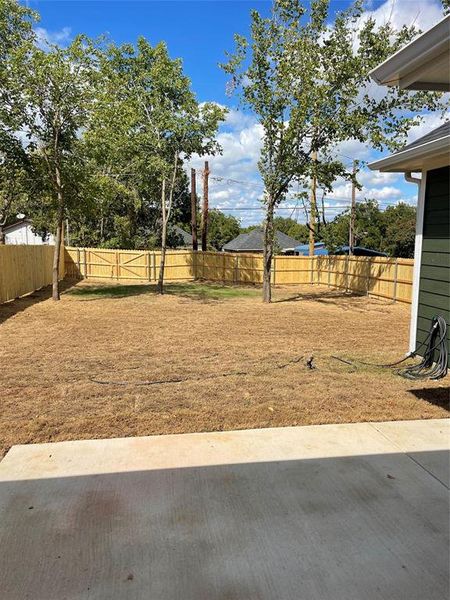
[368,422,449,491]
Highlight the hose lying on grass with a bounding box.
[332,316,448,381]
[89,355,305,387]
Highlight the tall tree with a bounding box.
[222,0,446,301]
[0,0,37,241]
[92,39,225,293]
[12,37,98,299]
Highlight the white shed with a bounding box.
[4,219,55,245]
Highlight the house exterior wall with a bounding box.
[414,166,449,358]
[5,223,54,245]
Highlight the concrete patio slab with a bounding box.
[0,419,448,600]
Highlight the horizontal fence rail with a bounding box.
[65,247,414,303]
[0,245,65,304]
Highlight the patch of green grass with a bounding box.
[66,281,261,301]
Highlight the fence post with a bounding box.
[393,258,398,302]
[234,255,238,284]
[327,257,331,288]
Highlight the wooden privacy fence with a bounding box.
[65,247,414,303]
[0,245,65,304]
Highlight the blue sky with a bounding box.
[27,0,447,226]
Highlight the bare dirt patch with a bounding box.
[1,280,448,457]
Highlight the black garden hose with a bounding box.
[397,316,448,380]
[333,316,448,381]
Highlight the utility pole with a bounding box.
[308,151,317,257]
[201,160,209,252]
[190,168,198,251]
[349,160,357,255]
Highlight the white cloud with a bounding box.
[35,26,72,50]
[359,0,443,34]
[188,107,265,225]
[404,112,449,143]
[364,185,403,200]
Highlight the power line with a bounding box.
[210,203,399,211]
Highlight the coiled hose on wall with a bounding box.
[398,315,448,380]
[333,315,448,380]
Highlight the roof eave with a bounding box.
[369,15,450,89]
[368,136,450,173]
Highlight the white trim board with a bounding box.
[409,171,427,354]
[369,15,450,91]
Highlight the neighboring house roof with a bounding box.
[173,225,192,247]
[223,229,301,252]
[294,243,387,257]
[334,246,388,257]
[369,15,450,91]
[294,242,329,256]
[3,218,32,232]
[369,121,450,173]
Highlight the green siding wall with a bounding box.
[416,166,450,359]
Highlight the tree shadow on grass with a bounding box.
[273,289,365,307]
[65,282,261,302]
[0,280,76,326]
[409,387,450,411]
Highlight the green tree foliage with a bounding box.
[207,209,241,250]
[382,203,416,258]
[321,200,416,258]
[273,217,309,243]
[84,38,225,292]
[0,0,37,242]
[1,1,225,297]
[12,37,99,299]
[222,0,446,301]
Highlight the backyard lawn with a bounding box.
[0,280,448,458]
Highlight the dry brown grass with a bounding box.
[0,280,448,458]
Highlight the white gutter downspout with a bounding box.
[405,172,421,185]
[406,171,425,354]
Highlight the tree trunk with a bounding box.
[52,166,64,301]
[157,179,167,294]
[0,226,5,245]
[262,201,275,303]
[157,153,178,295]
